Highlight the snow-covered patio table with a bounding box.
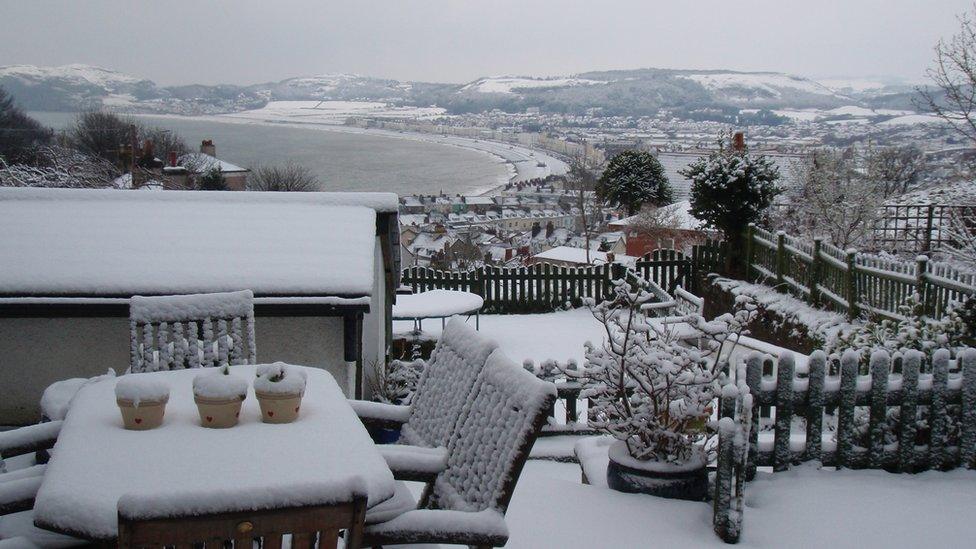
[30,364,396,542]
[392,289,484,330]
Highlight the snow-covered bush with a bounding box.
[682,136,780,248]
[562,278,756,464]
[367,358,425,405]
[827,292,971,362]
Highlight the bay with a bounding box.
[29,111,510,195]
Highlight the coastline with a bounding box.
[134,111,569,196]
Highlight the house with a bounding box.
[174,140,251,190]
[609,200,710,256]
[0,187,399,423]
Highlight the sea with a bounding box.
[29,111,510,195]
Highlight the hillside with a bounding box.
[0,63,920,117]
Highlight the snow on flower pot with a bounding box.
[254,362,307,424]
[115,375,170,430]
[192,365,248,428]
[605,440,709,501]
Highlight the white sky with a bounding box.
[0,0,968,85]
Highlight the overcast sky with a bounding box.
[0,0,969,86]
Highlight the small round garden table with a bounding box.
[392,289,484,330]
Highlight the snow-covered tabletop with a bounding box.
[31,364,396,541]
[392,290,484,319]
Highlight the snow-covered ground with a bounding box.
[393,308,604,366]
[388,460,976,548]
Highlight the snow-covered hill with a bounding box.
[0,64,159,110]
[676,71,848,104]
[460,76,607,95]
[0,63,919,117]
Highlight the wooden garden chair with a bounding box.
[0,421,86,547]
[129,289,257,373]
[349,318,498,479]
[358,349,558,548]
[117,496,367,549]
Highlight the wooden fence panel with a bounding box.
[746,224,975,321]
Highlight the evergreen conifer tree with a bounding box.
[596,150,673,216]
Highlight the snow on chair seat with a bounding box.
[129,290,256,373]
[362,349,557,548]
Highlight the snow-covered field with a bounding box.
[223,100,447,125]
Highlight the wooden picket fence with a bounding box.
[714,346,976,543]
[401,263,628,314]
[401,246,717,314]
[746,224,976,320]
[634,248,691,293]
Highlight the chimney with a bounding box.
[200,139,216,157]
[732,132,745,152]
[168,151,178,167]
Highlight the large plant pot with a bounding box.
[194,395,245,428]
[117,397,168,430]
[606,441,709,501]
[255,390,303,424]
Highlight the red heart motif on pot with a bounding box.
[134,418,143,424]
[268,411,275,417]
[294,407,300,413]
[235,412,239,418]
[206,416,213,423]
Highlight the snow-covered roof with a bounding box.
[0,188,398,298]
[178,153,248,174]
[532,246,608,264]
[610,200,703,231]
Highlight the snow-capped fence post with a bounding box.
[837,350,859,468]
[775,231,786,290]
[961,349,976,469]
[744,352,762,480]
[713,386,752,544]
[773,351,794,472]
[930,349,950,470]
[868,350,890,468]
[744,224,755,281]
[805,350,826,461]
[898,350,921,473]
[809,238,823,308]
[844,250,859,320]
[915,255,931,317]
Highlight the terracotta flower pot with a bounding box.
[117,396,168,430]
[255,390,304,424]
[194,394,245,428]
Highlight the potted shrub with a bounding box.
[365,357,424,443]
[115,375,170,430]
[254,362,307,424]
[193,365,248,428]
[563,279,755,501]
